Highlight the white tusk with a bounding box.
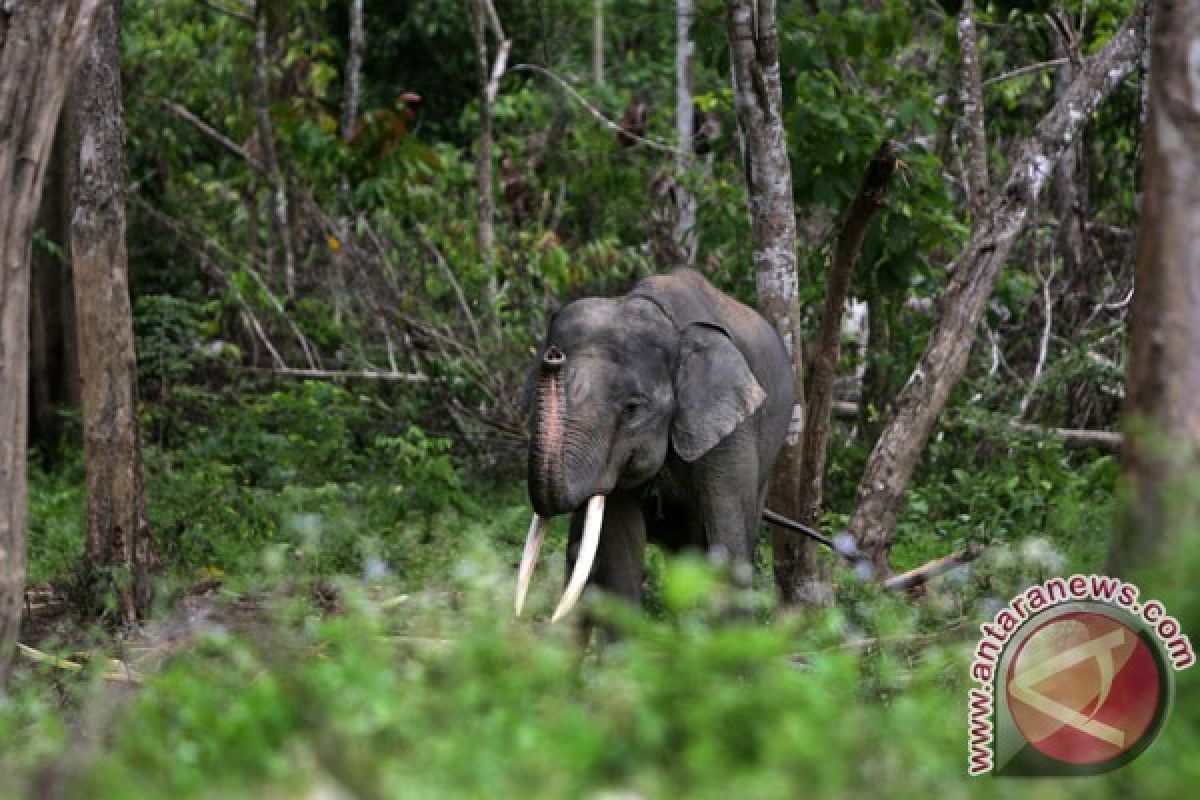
[551,495,606,623]
[515,514,550,617]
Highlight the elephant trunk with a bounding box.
[529,346,571,516]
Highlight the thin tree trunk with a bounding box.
[473,0,510,276]
[670,0,697,267]
[797,142,898,540]
[726,0,808,605]
[66,0,158,624]
[253,0,295,300]
[846,2,1149,575]
[592,0,604,89]
[1109,1,1200,576]
[340,0,364,142]
[957,0,989,220]
[0,0,104,688]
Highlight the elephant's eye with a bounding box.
[622,397,646,417]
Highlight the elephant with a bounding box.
[514,268,795,621]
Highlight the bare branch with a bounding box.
[509,63,682,155]
[415,223,484,352]
[1017,259,1055,419]
[161,99,264,172]
[245,367,428,382]
[982,58,1070,87]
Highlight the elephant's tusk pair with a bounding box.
[513,494,606,622]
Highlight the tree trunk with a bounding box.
[726,0,809,605]
[0,0,103,688]
[472,0,509,279]
[845,2,1149,575]
[1109,1,1200,576]
[339,0,364,142]
[957,0,990,221]
[253,0,295,301]
[592,0,604,89]
[672,0,696,266]
[797,142,898,545]
[65,0,158,624]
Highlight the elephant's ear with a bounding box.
[671,323,765,462]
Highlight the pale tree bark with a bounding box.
[340,0,364,142]
[0,0,104,688]
[472,0,510,274]
[253,0,296,300]
[1109,1,1200,576]
[654,0,698,267]
[846,2,1149,575]
[957,0,990,220]
[727,0,809,605]
[66,0,158,624]
[592,0,604,89]
[797,142,898,552]
[672,0,696,265]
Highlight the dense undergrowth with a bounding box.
[8,382,1193,798]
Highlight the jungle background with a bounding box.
[0,0,1197,797]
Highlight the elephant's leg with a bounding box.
[685,430,761,585]
[564,491,647,606]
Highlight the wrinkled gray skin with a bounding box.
[528,269,794,608]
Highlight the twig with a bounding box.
[244,366,427,382]
[1008,422,1122,451]
[509,63,682,155]
[414,223,484,352]
[1018,258,1055,419]
[982,58,1069,87]
[161,99,263,172]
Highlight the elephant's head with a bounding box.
[516,293,766,620]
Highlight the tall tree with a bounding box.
[592,0,604,89]
[1109,1,1200,576]
[0,0,103,687]
[65,0,157,623]
[673,0,697,265]
[471,0,510,276]
[726,0,810,604]
[253,0,296,300]
[340,0,365,142]
[846,2,1150,575]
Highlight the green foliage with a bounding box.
[6,545,1198,799]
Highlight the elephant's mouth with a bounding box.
[513,494,606,622]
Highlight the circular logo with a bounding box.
[1004,609,1169,769]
